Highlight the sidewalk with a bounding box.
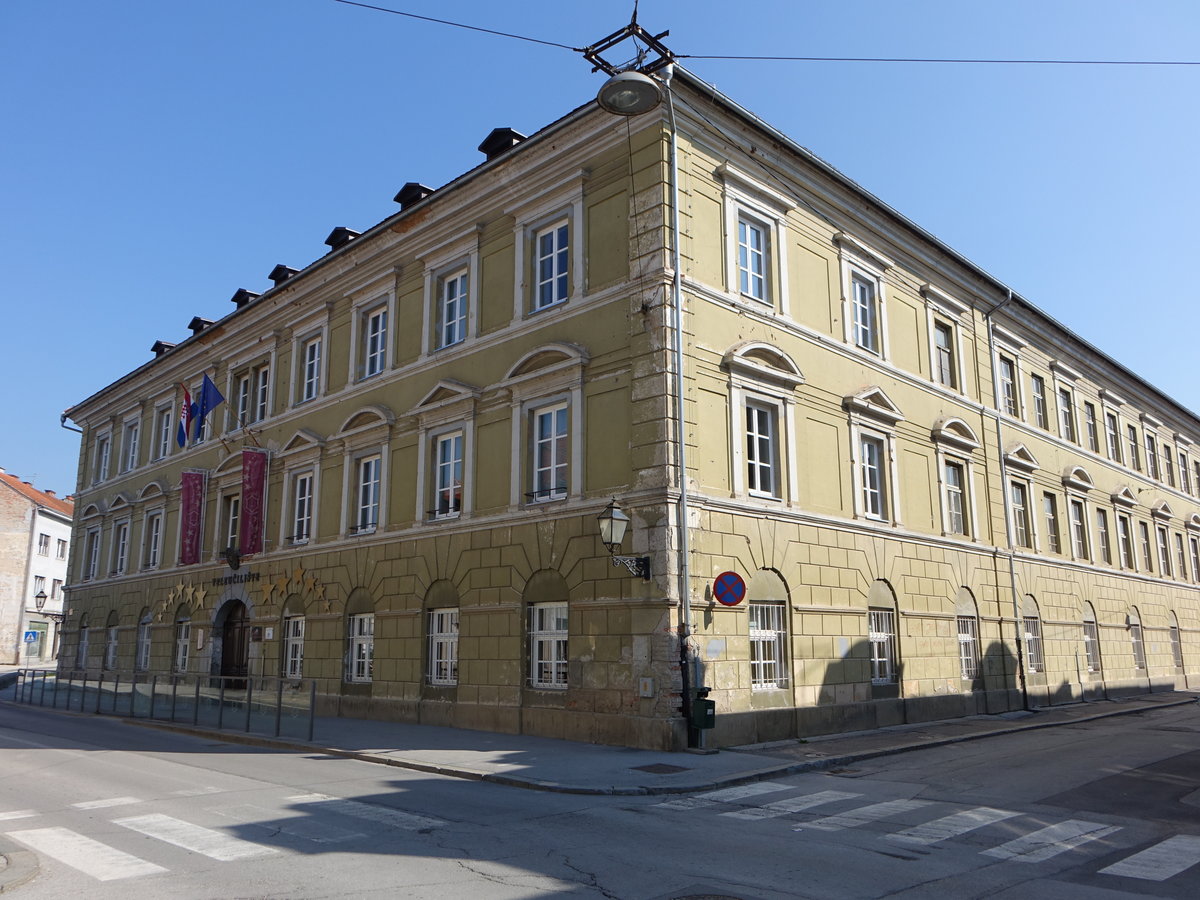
[3,665,1194,796]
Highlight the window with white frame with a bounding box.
[432,431,464,519]
[56,538,67,560]
[932,320,957,388]
[868,608,897,684]
[943,460,968,536]
[1145,432,1160,480]
[52,578,62,599]
[1129,612,1146,669]
[1164,443,1175,487]
[436,269,469,348]
[361,304,389,379]
[105,625,119,670]
[93,434,111,484]
[1127,425,1141,471]
[534,221,569,310]
[174,618,190,672]
[736,215,768,302]
[1117,513,1135,569]
[1031,375,1048,429]
[859,434,889,521]
[1083,402,1098,452]
[233,364,270,429]
[998,355,1019,417]
[290,471,313,544]
[1170,615,1184,668]
[957,614,980,680]
[1157,525,1173,576]
[354,454,381,533]
[221,494,240,552]
[33,575,45,596]
[851,274,881,355]
[1083,607,1102,673]
[1191,534,1200,582]
[113,520,130,575]
[301,335,322,402]
[427,608,459,686]
[1058,388,1076,443]
[37,533,50,556]
[152,406,172,460]
[143,511,163,569]
[1095,509,1112,564]
[529,602,568,689]
[1175,532,1188,580]
[136,612,152,671]
[121,419,140,472]
[748,600,787,689]
[1023,614,1044,672]
[347,613,374,682]
[1011,481,1032,549]
[1043,493,1061,553]
[745,401,779,499]
[1105,412,1122,463]
[75,623,89,669]
[529,403,568,502]
[1182,450,1192,494]
[83,527,101,580]
[721,166,794,312]
[1069,498,1089,560]
[1139,521,1154,573]
[1194,460,1200,496]
[283,616,304,679]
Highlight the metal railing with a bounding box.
[12,669,316,741]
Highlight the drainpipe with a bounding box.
[982,290,1030,711]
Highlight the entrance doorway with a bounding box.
[220,600,249,687]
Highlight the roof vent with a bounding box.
[325,227,360,251]
[478,127,527,161]
[268,264,298,287]
[230,288,260,309]
[188,316,214,336]
[151,340,176,358]
[393,182,433,210]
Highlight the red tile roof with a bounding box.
[0,470,75,518]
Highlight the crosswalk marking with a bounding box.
[982,820,1120,863]
[656,782,792,811]
[173,786,222,797]
[889,807,1018,845]
[286,793,444,831]
[214,804,366,844]
[6,827,166,881]
[0,810,37,821]
[115,813,278,861]
[74,796,141,810]
[796,799,934,832]
[1100,835,1200,881]
[721,790,862,821]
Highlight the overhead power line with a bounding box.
[332,0,580,51]
[681,54,1200,66]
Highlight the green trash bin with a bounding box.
[692,697,716,730]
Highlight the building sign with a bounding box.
[210,571,261,588]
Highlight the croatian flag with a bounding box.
[176,384,195,448]
[192,374,225,442]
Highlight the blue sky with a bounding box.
[4,0,1199,496]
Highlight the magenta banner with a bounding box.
[240,449,268,556]
[179,470,206,565]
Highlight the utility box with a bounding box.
[692,698,716,730]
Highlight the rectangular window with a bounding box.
[1095,509,1112,564]
[284,616,304,679]
[1128,425,1141,471]
[1194,461,1200,498]
[437,270,469,347]
[998,356,1019,416]
[427,608,459,686]
[749,601,788,689]
[957,615,980,680]
[1058,388,1076,442]
[1069,499,1088,559]
[860,435,888,520]
[1139,521,1154,572]
[56,539,67,560]
[94,435,110,484]
[113,521,129,575]
[222,495,240,552]
[76,628,89,669]
[1083,402,1098,452]
[851,275,879,354]
[302,336,322,402]
[530,404,568,502]
[745,402,778,498]
[362,306,388,378]
[121,421,139,472]
[84,528,101,580]
[737,217,768,301]
[434,432,464,518]
[33,575,46,595]
[1191,536,1200,583]
[1175,533,1188,582]
[1180,451,1191,495]
[348,614,374,682]
[144,512,163,569]
[1031,375,1048,429]
[1145,433,1160,480]
[868,608,897,684]
[291,472,313,544]
[355,455,381,533]
[933,320,957,389]
[944,461,967,536]
[37,533,50,556]
[105,626,118,670]
[1043,493,1061,554]
[534,222,569,309]
[1117,514,1134,569]
[1170,625,1184,668]
[1083,620,1102,673]
[1011,481,1032,548]
[1023,616,1045,673]
[1164,444,1175,487]
[529,602,568,689]
[1131,622,1146,670]
[1157,525,1173,576]
[153,407,172,460]
[1105,413,1122,463]
[52,579,63,599]
[174,620,190,673]
[136,616,152,672]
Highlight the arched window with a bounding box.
[1128,607,1146,670]
[174,608,191,673]
[747,569,789,690]
[104,610,120,670]
[425,581,460,687]
[1022,596,1044,673]
[955,588,980,681]
[1082,602,1102,674]
[867,580,900,688]
[524,570,569,690]
[1169,611,1184,669]
[136,608,152,672]
[282,596,305,680]
[345,588,375,684]
[75,613,90,670]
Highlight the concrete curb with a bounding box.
[0,848,40,894]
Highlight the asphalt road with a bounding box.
[2,700,1199,898]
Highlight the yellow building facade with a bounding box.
[63,70,1197,751]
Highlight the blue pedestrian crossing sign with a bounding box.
[23,631,38,643]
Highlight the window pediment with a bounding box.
[932,417,979,451]
[834,232,894,271]
[138,481,166,501]
[80,503,104,519]
[280,429,325,456]
[844,387,903,425]
[1152,500,1174,521]
[107,492,132,511]
[505,342,589,381]
[723,342,804,391]
[1111,486,1138,508]
[213,452,243,476]
[1188,513,1200,531]
[337,405,395,437]
[715,163,797,214]
[1003,443,1039,472]
[411,380,481,413]
[1061,465,1094,492]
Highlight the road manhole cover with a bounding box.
[633,763,691,774]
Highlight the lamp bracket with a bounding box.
[612,555,652,581]
[582,19,675,77]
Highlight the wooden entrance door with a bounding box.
[221,601,249,686]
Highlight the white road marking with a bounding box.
[889,807,1018,845]
[286,793,443,831]
[655,782,792,811]
[1100,835,1200,881]
[173,786,222,796]
[721,790,862,820]
[795,799,934,832]
[982,820,1120,863]
[6,827,166,881]
[0,810,37,821]
[115,813,278,861]
[213,804,365,843]
[74,796,141,810]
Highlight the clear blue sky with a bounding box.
[4,0,1199,497]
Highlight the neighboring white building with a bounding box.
[0,468,74,664]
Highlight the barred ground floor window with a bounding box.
[1023,615,1044,673]
[284,616,305,679]
[956,615,979,680]
[749,601,787,689]
[428,608,459,686]
[529,602,567,689]
[869,608,897,684]
[348,614,374,683]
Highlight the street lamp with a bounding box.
[596,71,662,116]
[597,500,651,581]
[34,590,47,612]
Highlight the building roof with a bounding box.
[0,468,75,518]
